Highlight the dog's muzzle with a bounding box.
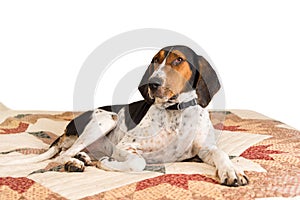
[148,77,176,102]
[148,77,163,92]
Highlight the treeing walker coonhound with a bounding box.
[3,45,248,186]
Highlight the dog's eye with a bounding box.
[172,57,184,66]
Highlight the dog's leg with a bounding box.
[195,110,249,186]
[55,109,118,165]
[97,155,146,172]
[96,148,146,172]
[199,146,249,186]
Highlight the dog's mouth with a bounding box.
[168,94,179,101]
[148,86,178,103]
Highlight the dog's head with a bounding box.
[138,45,220,108]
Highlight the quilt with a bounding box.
[0,102,299,199]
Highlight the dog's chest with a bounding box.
[115,105,204,163]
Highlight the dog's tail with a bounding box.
[0,146,60,166]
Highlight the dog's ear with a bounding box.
[195,56,221,108]
[138,64,155,104]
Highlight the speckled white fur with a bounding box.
[51,89,247,185]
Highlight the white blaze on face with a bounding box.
[150,57,167,83]
[150,47,173,85]
[148,57,167,100]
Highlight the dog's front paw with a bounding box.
[64,158,85,172]
[96,156,117,171]
[217,165,249,187]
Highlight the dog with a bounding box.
[2,45,248,186]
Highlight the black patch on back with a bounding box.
[64,100,151,138]
[99,100,151,131]
[123,100,151,131]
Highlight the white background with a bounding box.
[0,1,299,129]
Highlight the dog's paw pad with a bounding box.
[218,167,249,187]
[238,174,249,186]
[64,158,85,172]
[221,178,239,187]
[74,152,92,166]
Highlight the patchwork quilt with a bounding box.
[0,102,299,199]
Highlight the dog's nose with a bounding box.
[148,77,163,91]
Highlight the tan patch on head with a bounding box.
[149,50,165,74]
[151,50,166,70]
[149,48,194,100]
[163,50,193,95]
[169,50,187,60]
[167,51,192,80]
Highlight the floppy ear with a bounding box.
[138,64,155,104]
[196,56,221,108]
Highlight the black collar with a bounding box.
[166,98,198,110]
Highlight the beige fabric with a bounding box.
[0,103,299,199]
[26,118,69,136]
[0,132,48,152]
[30,168,161,199]
[216,130,272,156]
[229,109,271,120]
